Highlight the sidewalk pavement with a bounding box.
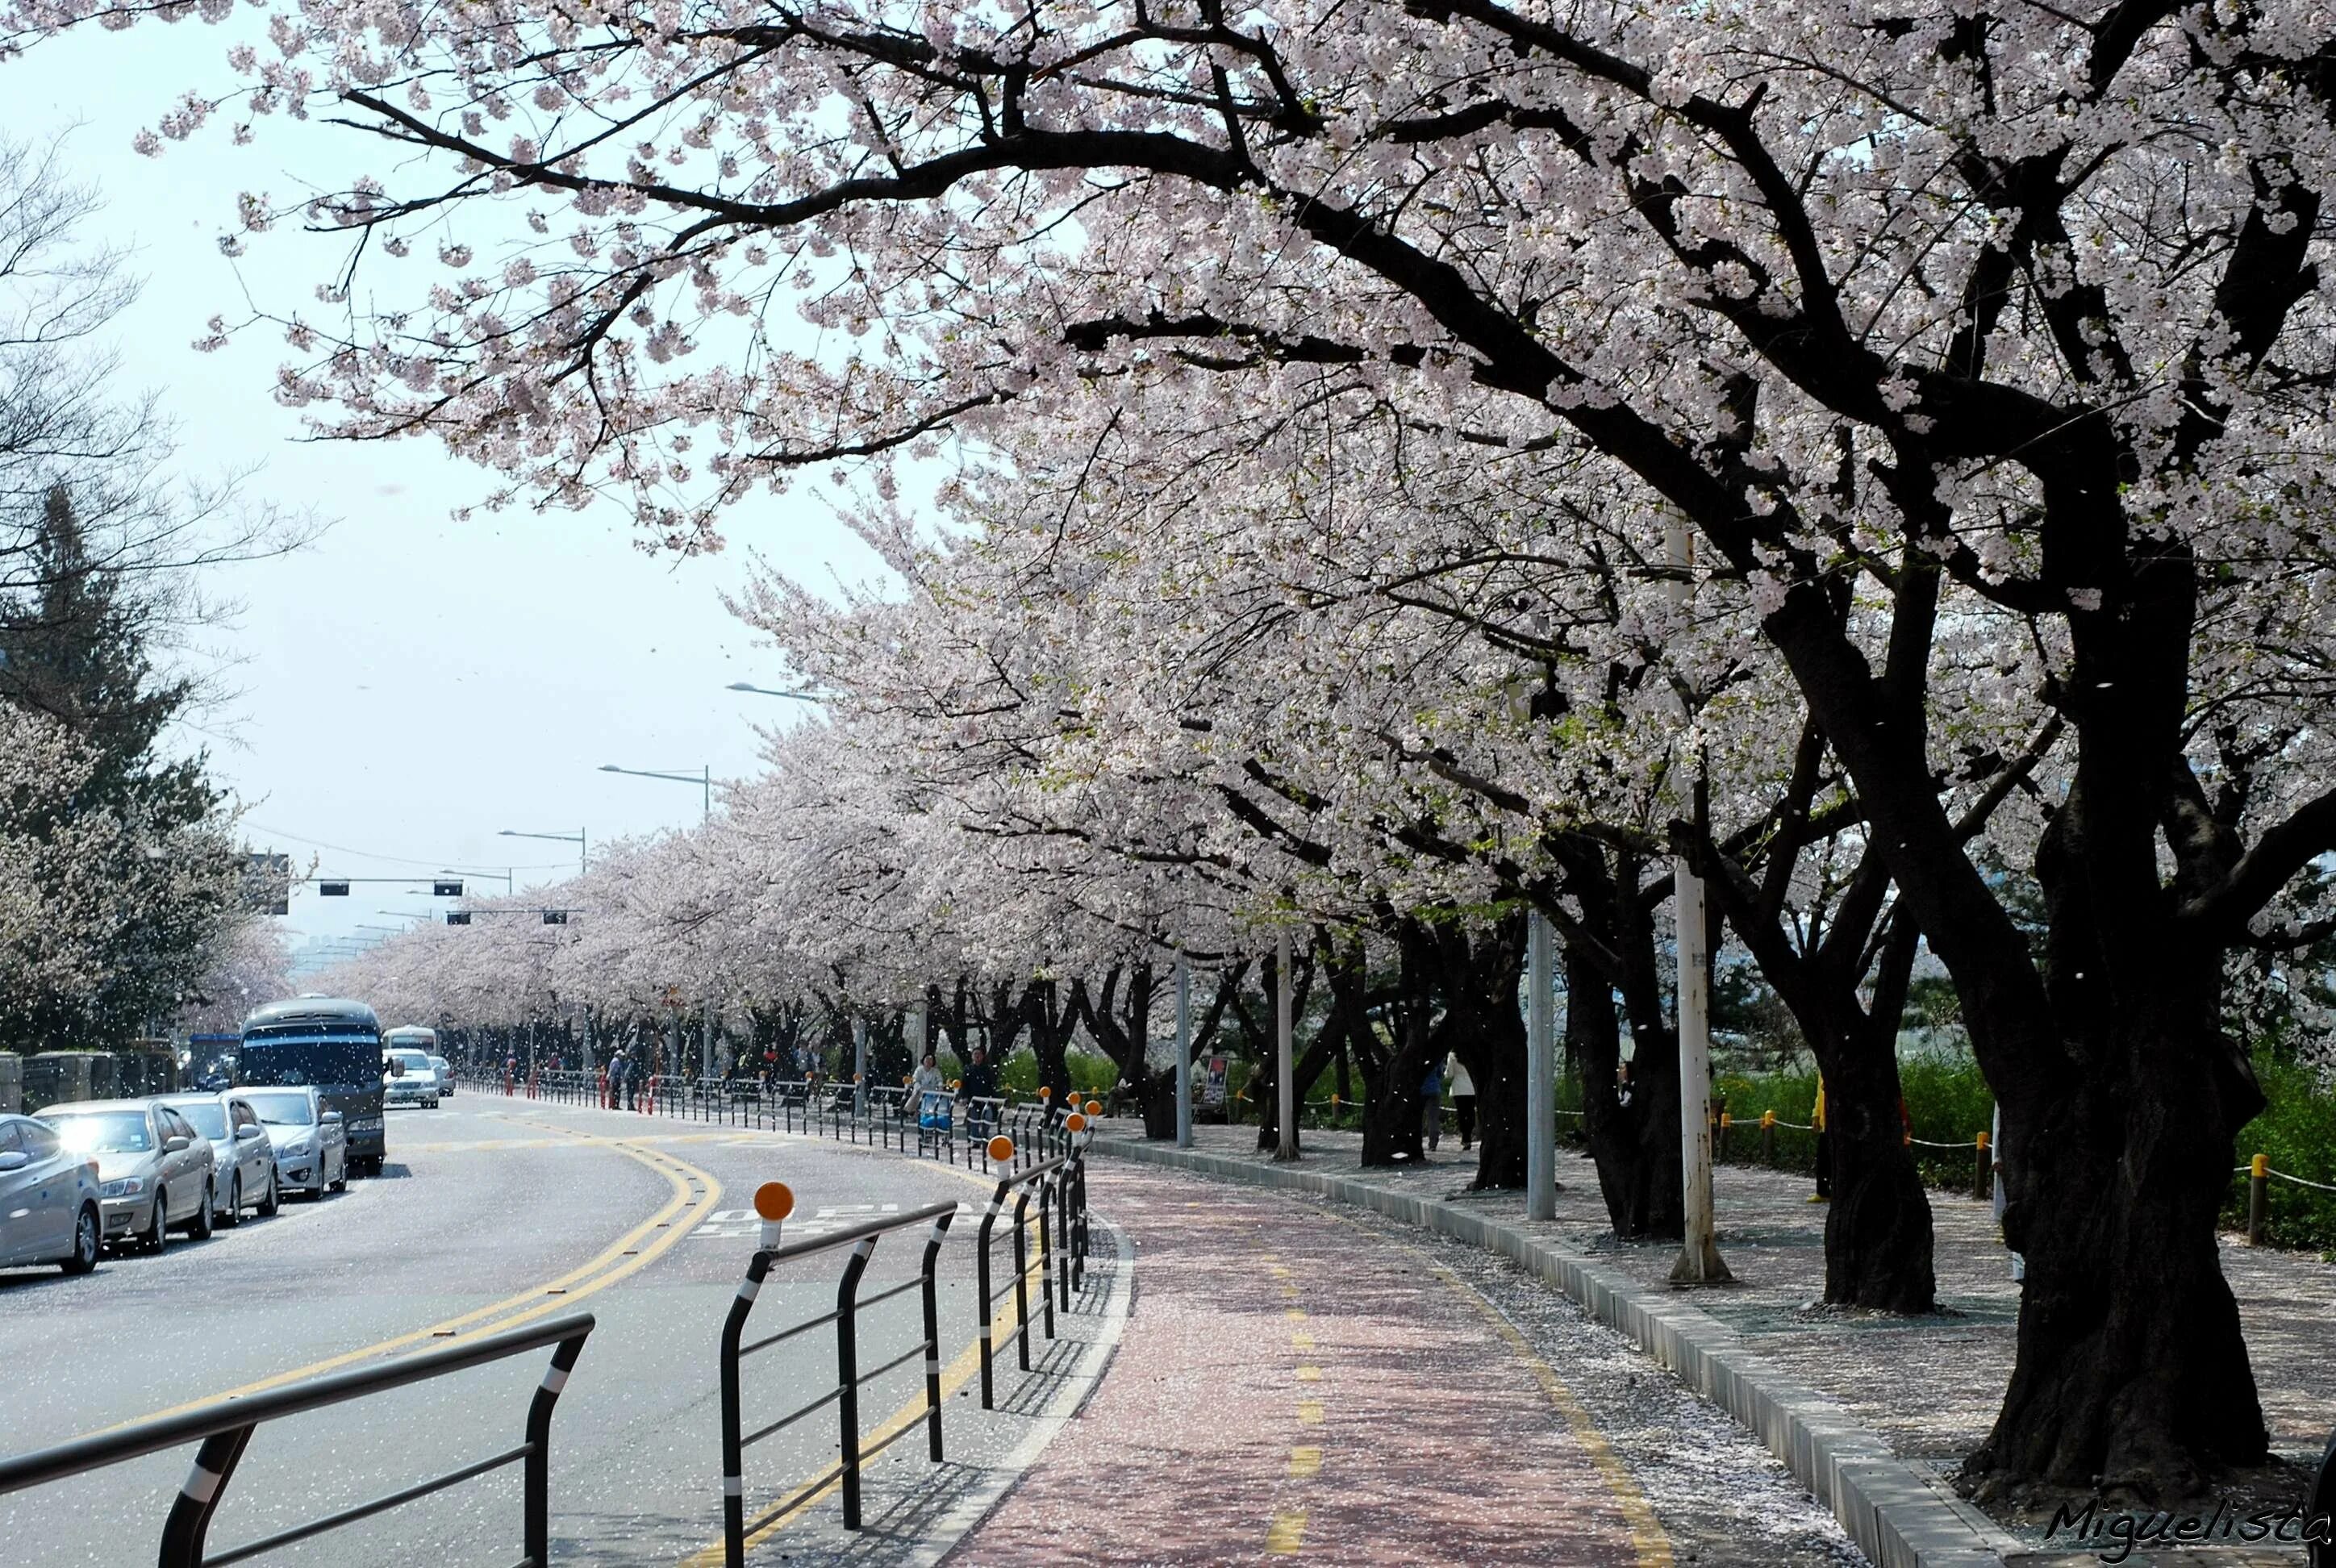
[949,1161,1864,1567]
[1084,1124,2336,1568]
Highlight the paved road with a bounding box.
[0,1094,1062,1567]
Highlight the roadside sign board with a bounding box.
[1199,1054,1230,1109]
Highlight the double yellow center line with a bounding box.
[90,1123,722,1434]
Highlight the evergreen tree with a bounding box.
[0,485,236,1053]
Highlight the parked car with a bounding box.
[38,1099,218,1253]
[428,1055,454,1096]
[156,1093,280,1227]
[382,1048,440,1110]
[0,1113,102,1274]
[238,1086,346,1199]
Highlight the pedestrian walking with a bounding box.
[1420,1055,1445,1152]
[960,1046,1000,1141]
[1810,1074,1831,1202]
[1445,1051,1477,1151]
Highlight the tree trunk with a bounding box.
[1566,944,1682,1240]
[1140,1070,1178,1138]
[1423,912,1529,1190]
[1966,807,2267,1495]
[1821,1053,1936,1314]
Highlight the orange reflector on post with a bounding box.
[988,1135,1016,1163]
[1066,1113,1087,1134]
[753,1182,796,1223]
[1085,1099,1101,1117]
[1038,1086,1052,1100]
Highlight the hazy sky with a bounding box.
[6,26,890,961]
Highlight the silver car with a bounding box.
[40,1099,219,1253]
[239,1086,347,1199]
[157,1093,281,1227]
[0,1114,102,1274]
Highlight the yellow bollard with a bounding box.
[2248,1153,2270,1245]
[1975,1131,1992,1200]
[1759,1109,1776,1167]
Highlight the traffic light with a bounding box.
[542,909,568,925]
[432,880,463,898]
[446,911,472,926]
[319,882,350,897]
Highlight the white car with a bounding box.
[157,1092,282,1227]
[428,1055,454,1096]
[382,1048,440,1109]
[239,1086,348,1199]
[0,1114,102,1274]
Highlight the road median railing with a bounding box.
[0,1312,596,1567]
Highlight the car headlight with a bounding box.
[100,1177,146,1199]
[277,1136,313,1157]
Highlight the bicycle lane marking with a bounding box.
[1306,1203,1672,1568]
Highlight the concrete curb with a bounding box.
[1094,1137,2024,1568]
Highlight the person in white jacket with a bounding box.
[1445,1053,1478,1152]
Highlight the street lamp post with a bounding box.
[600,763,711,822]
[499,827,587,875]
[726,682,826,702]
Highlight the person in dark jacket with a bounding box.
[958,1047,1000,1139]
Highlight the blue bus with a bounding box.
[239,997,387,1177]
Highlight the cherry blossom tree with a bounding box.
[55,0,2336,1487]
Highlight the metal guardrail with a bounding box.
[0,1312,595,1566]
[719,1196,957,1560]
[974,1150,1071,1410]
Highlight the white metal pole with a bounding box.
[1666,515,1731,1286]
[1274,927,1297,1161]
[1175,956,1193,1149]
[1526,909,1556,1220]
[852,1014,867,1114]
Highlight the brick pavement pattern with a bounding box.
[950,1163,1661,1566]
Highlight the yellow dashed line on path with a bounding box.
[1291,1331,1315,1350]
[1294,1365,1321,1382]
[1287,1446,1323,1478]
[1297,1400,1324,1425]
[1425,1260,1675,1568]
[1266,1510,1309,1554]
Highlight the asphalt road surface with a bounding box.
[0,1094,1056,1566]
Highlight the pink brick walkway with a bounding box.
[950,1165,1660,1566]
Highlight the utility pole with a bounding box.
[1667,514,1732,1287]
[1174,955,1193,1149]
[1526,910,1557,1220]
[851,1014,868,1115]
[1274,926,1297,1162]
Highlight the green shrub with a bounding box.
[2225,1056,2336,1253]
